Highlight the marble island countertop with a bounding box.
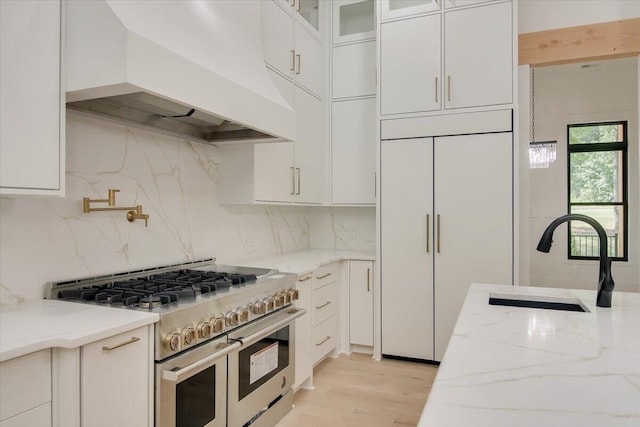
[0,299,158,362]
[419,283,640,427]
[228,248,375,275]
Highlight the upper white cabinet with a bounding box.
[0,0,64,196]
[274,0,321,35]
[444,0,494,9]
[380,13,441,115]
[331,98,376,205]
[333,0,375,44]
[262,0,323,98]
[332,41,376,99]
[380,0,441,21]
[379,1,513,116]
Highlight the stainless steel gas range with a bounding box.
[46,258,305,427]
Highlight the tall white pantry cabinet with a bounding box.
[378,0,516,362]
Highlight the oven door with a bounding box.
[156,335,240,427]
[227,307,306,427]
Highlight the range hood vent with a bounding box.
[66,0,294,145]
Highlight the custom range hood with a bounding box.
[66,0,294,144]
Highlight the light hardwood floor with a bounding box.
[276,353,438,427]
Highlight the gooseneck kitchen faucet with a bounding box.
[536,214,615,308]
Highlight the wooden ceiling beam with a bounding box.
[519,18,640,67]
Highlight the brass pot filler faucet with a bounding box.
[83,189,149,227]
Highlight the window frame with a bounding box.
[566,120,628,262]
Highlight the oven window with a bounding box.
[176,364,217,427]
[238,326,290,401]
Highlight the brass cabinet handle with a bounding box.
[447,75,451,102]
[317,273,331,279]
[366,268,371,292]
[296,168,301,195]
[295,0,301,12]
[290,166,296,195]
[290,50,295,71]
[435,76,438,103]
[426,214,430,253]
[102,336,140,352]
[316,336,330,346]
[298,275,312,282]
[316,301,331,309]
[295,54,301,75]
[437,214,441,253]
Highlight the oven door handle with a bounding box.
[235,308,307,348]
[162,341,241,383]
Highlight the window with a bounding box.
[567,121,628,261]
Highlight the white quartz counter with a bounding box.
[0,299,158,362]
[419,283,640,427]
[228,249,375,275]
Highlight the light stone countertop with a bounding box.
[418,283,640,427]
[228,248,375,275]
[0,299,158,362]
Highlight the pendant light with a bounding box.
[529,68,557,169]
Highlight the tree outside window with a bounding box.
[568,121,628,261]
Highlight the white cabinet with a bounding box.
[381,132,513,361]
[293,272,314,390]
[380,14,441,115]
[80,326,152,427]
[262,0,323,98]
[379,1,512,116]
[0,350,51,427]
[444,0,494,9]
[0,0,64,196]
[312,263,340,364]
[349,260,374,347]
[380,0,441,21]
[332,41,376,99]
[331,98,376,204]
[332,0,375,44]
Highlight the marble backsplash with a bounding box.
[0,113,375,303]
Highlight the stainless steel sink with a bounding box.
[488,293,590,312]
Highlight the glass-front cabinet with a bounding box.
[380,0,440,21]
[298,0,320,33]
[333,0,375,44]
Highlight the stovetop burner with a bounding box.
[55,269,258,310]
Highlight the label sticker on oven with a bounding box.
[250,342,279,384]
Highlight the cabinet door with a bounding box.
[331,98,376,204]
[254,142,296,203]
[262,0,295,78]
[444,2,512,109]
[381,138,434,360]
[81,327,151,427]
[433,132,513,360]
[380,14,441,115]
[295,0,321,36]
[444,0,494,9]
[332,40,376,99]
[0,0,63,195]
[380,0,441,21]
[349,260,374,347]
[294,23,323,98]
[294,87,324,204]
[0,404,51,427]
[333,0,375,44]
[294,273,314,389]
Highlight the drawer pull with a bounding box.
[298,276,312,282]
[102,336,140,351]
[316,336,331,346]
[317,273,331,279]
[316,301,331,309]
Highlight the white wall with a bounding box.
[308,207,376,251]
[529,57,639,292]
[519,0,640,34]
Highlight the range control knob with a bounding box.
[275,294,285,307]
[182,327,197,346]
[289,288,299,300]
[253,300,267,314]
[282,292,292,305]
[225,311,239,327]
[237,306,250,323]
[197,321,213,339]
[265,297,276,312]
[211,317,225,334]
[164,332,181,352]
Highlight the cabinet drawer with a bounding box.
[313,262,339,290]
[0,402,51,427]
[0,350,51,421]
[312,282,337,326]
[313,316,337,363]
